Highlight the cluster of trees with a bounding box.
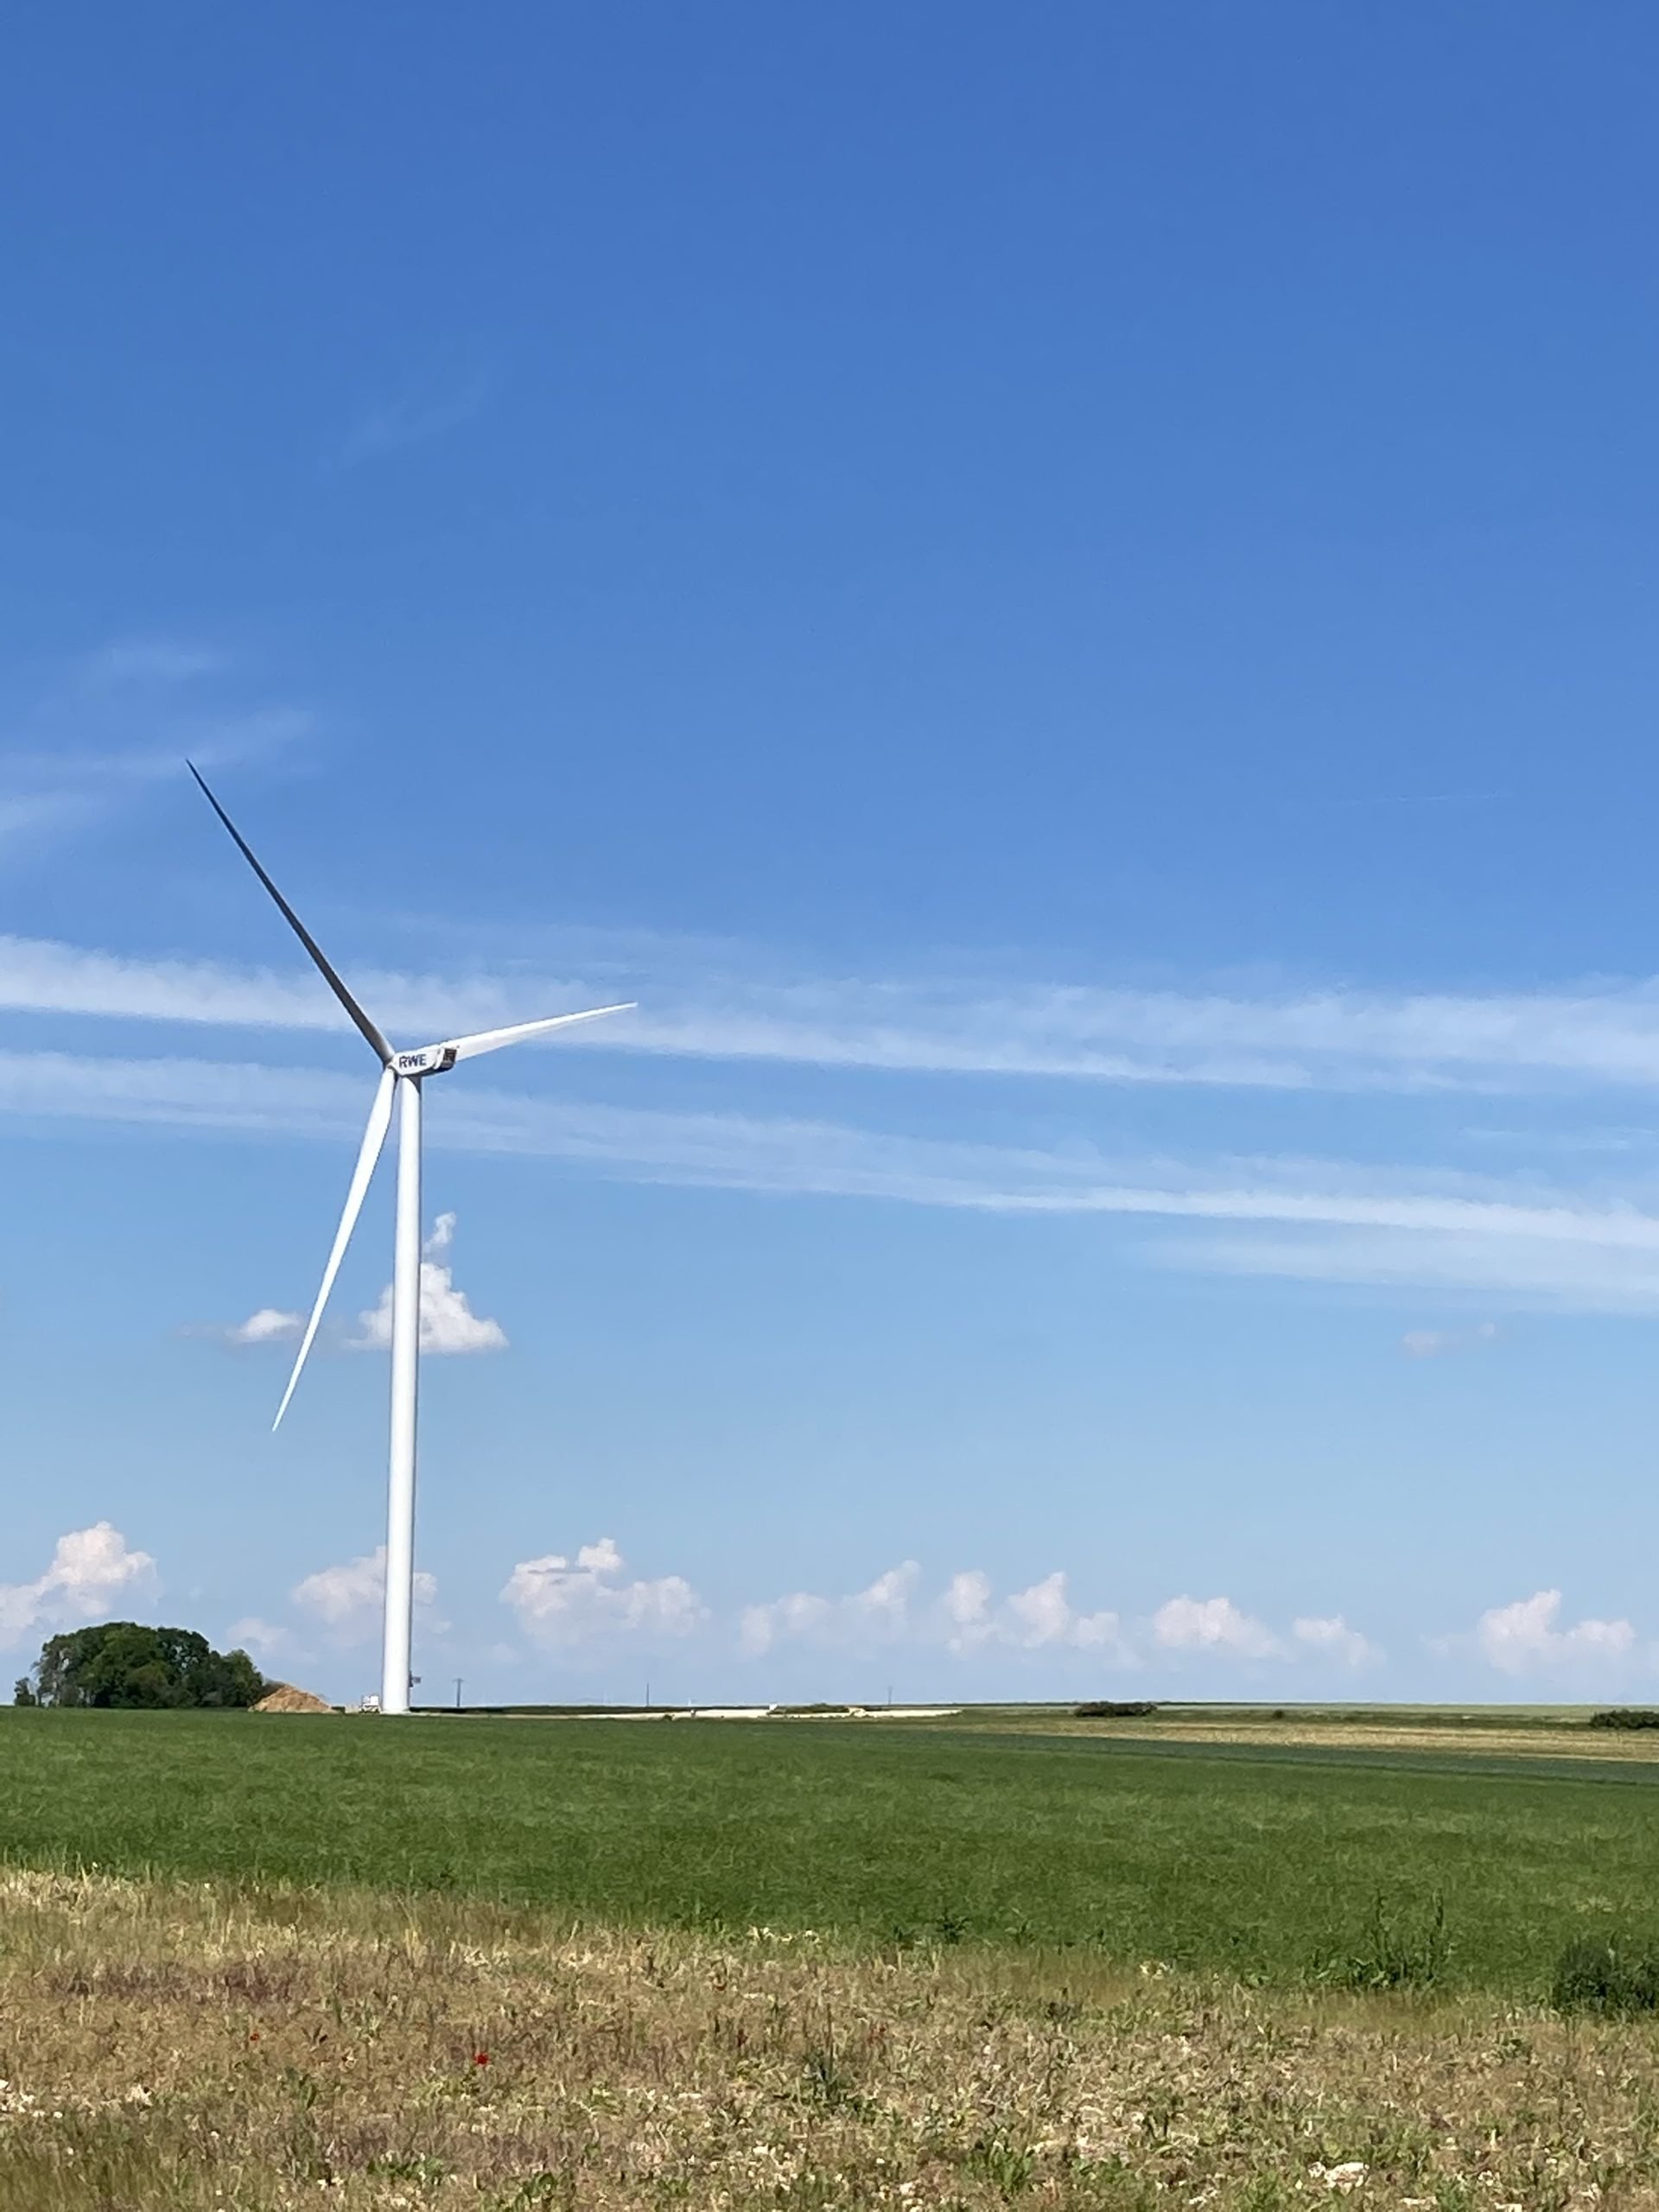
[13,1623,267,1710]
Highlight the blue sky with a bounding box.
[5,3,1659,1704]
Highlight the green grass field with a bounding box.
[2,1707,1652,1996]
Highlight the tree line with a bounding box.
[13,1622,268,1709]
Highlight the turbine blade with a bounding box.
[188,762,393,1066]
[437,1001,636,1064]
[273,1067,397,1430]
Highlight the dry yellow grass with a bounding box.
[3,1869,1659,2210]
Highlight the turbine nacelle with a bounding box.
[393,1045,458,1077]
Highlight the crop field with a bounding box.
[948,1701,1659,1763]
[8,1710,1659,2209]
[6,1707,1659,1993]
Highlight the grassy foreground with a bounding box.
[8,1866,1659,2210]
[5,1710,1659,1995]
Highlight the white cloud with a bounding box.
[11,1039,1659,1239]
[226,1615,289,1660]
[203,1218,502,1357]
[352,1213,507,1356]
[0,648,311,863]
[269,1541,1382,1681]
[1402,1322,1498,1357]
[1152,1595,1282,1660]
[220,1307,303,1346]
[939,1568,994,1652]
[17,1031,1659,1313]
[741,1562,1131,1662]
[88,639,225,685]
[0,1522,157,1649]
[20,929,1659,1096]
[339,365,492,467]
[0,945,364,1036]
[937,1567,1129,1657]
[291,1547,438,1643]
[1004,1572,1074,1648]
[1293,1614,1383,1668]
[501,1538,705,1648]
[738,1567,1378,1671]
[1147,1226,1659,1314]
[741,1562,923,1657]
[1471,1589,1637,1676]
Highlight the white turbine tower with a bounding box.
[191,766,633,1714]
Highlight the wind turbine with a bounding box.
[190,766,633,1714]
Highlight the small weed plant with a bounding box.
[1552,1932,1659,2015]
[1319,1890,1449,1992]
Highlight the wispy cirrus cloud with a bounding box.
[337,365,493,467]
[0,645,314,861]
[84,639,227,686]
[1169,1226,1659,1310]
[0,937,595,1041]
[11,929,1659,1097]
[1401,1321,1499,1357]
[11,1047,1659,1311]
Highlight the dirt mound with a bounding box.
[253,1682,334,1714]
